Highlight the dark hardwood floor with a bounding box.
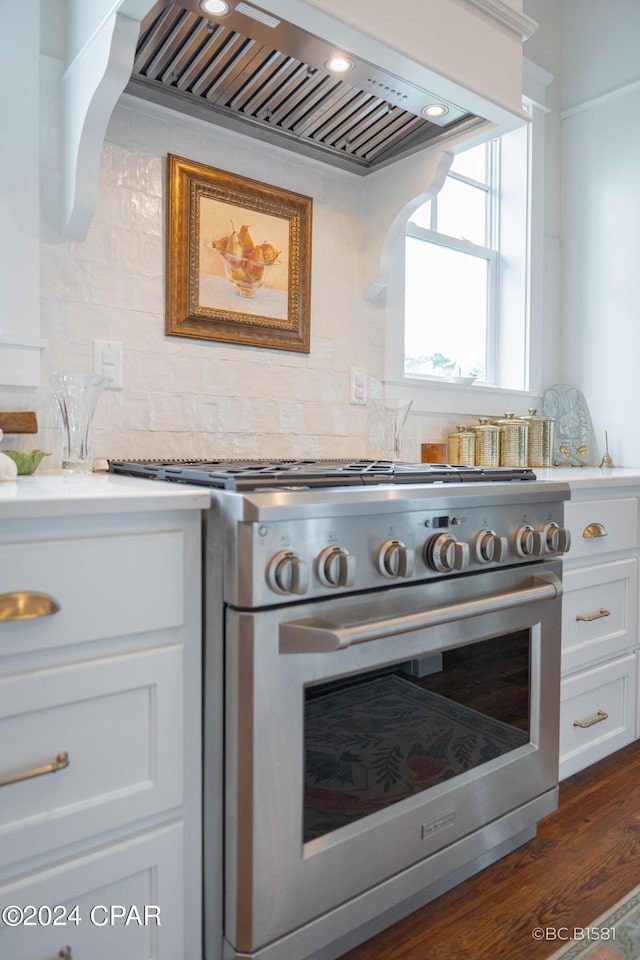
[338,740,640,960]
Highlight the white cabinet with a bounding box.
[559,491,639,779]
[561,558,637,674]
[0,477,208,960]
[561,498,638,561]
[0,529,186,656]
[0,823,184,960]
[0,645,184,868]
[559,654,636,777]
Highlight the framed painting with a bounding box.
[166,154,312,352]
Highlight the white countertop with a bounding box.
[0,470,212,520]
[534,466,640,490]
[2,466,640,520]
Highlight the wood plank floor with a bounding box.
[338,740,640,960]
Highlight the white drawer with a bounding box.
[559,653,636,780]
[564,497,638,561]
[0,646,183,868]
[562,558,638,673]
[0,822,188,959]
[0,530,185,657]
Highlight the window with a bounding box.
[404,121,530,389]
[380,63,552,415]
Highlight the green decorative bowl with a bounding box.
[3,450,52,475]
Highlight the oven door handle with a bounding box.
[279,572,562,653]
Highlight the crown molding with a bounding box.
[458,0,538,40]
[562,77,640,120]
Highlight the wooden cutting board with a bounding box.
[0,412,38,434]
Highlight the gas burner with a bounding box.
[107,458,536,490]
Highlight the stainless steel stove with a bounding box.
[109,458,571,960]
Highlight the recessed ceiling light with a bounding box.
[422,103,449,119]
[325,54,355,75]
[199,0,231,16]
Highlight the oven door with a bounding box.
[224,560,562,956]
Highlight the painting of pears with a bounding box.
[199,197,289,320]
[211,223,280,295]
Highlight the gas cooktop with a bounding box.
[108,458,536,491]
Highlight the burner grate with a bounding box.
[108,458,536,490]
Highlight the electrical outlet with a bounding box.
[350,367,368,405]
[92,340,123,390]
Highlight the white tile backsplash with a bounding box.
[2,90,456,467]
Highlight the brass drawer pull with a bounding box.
[59,949,73,960]
[0,591,61,622]
[573,709,609,729]
[0,751,69,788]
[576,608,611,622]
[583,522,608,539]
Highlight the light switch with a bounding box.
[92,340,123,390]
[350,367,367,405]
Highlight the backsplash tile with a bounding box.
[1,88,457,467]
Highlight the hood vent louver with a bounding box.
[126,0,487,173]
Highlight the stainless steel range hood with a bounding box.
[126,0,489,173]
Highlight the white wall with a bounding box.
[524,0,563,239]
[523,0,564,398]
[562,0,640,109]
[0,1,43,385]
[561,0,640,468]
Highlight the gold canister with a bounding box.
[448,424,475,466]
[473,417,500,467]
[522,408,555,467]
[494,412,529,467]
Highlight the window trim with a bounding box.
[382,60,552,418]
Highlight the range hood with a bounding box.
[126,0,489,173]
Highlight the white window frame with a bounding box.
[404,141,499,383]
[382,61,552,418]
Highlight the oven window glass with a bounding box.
[303,630,530,843]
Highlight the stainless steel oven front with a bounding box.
[197,479,570,960]
[223,560,563,960]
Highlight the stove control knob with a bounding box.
[266,550,309,596]
[376,539,415,579]
[472,529,508,565]
[316,545,356,588]
[543,521,572,555]
[514,524,545,558]
[424,534,470,573]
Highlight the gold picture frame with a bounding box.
[166,154,312,352]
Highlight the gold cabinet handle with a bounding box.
[0,591,61,622]
[573,709,609,728]
[583,522,608,539]
[576,608,611,622]
[0,751,69,788]
[59,949,73,960]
